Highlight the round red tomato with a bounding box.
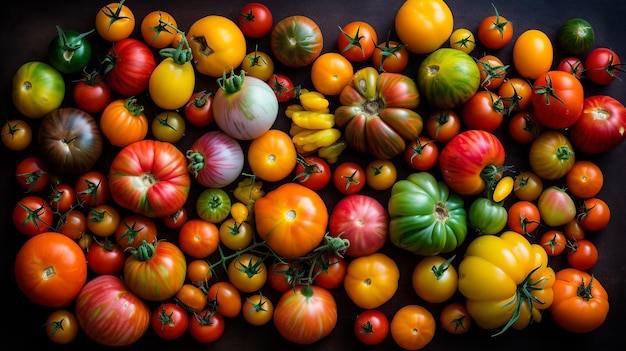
[267,259,300,293]
[337,21,378,62]
[566,239,599,270]
[569,95,626,154]
[565,160,603,199]
[75,170,110,207]
[102,38,155,97]
[531,70,584,129]
[87,238,125,275]
[539,229,567,256]
[313,253,347,289]
[461,90,505,131]
[440,302,471,334]
[13,195,53,236]
[267,73,296,103]
[151,303,189,340]
[371,39,409,73]
[114,214,158,250]
[184,91,214,127]
[333,161,366,194]
[404,137,439,171]
[558,57,585,80]
[507,200,541,235]
[354,309,389,345]
[188,309,225,343]
[57,209,88,240]
[238,2,273,38]
[477,54,508,89]
[48,183,76,213]
[584,47,622,85]
[477,4,513,49]
[293,155,331,190]
[15,156,50,193]
[162,207,188,230]
[577,197,611,232]
[73,70,112,114]
[498,77,533,113]
[424,109,461,142]
[508,111,541,143]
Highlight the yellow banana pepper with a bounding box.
[285,104,304,118]
[292,111,335,129]
[299,90,329,112]
[318,139,348,164]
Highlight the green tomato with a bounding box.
[47,26,94,74]
[196,188,232,224]
[557,18,594,55]
[388,172,467,256]
[12,61,65,119]
[468,197,507,235]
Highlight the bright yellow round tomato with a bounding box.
[149,59,195,110]
[95,2,135,42]
[242,293,274,326]
[395,0,454,54]
[311,53,354,96]
[343,253,400,309]
[365,159,397,191]
[241,50,274,82]
[449,28,476,53]
[412,255,458,303]
[151,111,186,143]
[227,253,267,293]
[513,29,554,79]
[186,15,247,77]
[141,10,178,49]
[248,129,297,182]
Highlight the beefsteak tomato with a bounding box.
[271,15,323,68]
[569,95,626,153]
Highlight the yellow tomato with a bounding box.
[365,159,397,190]
[151,111,186,143]
[241,49,274,81]
[513,29,554,79]
[311,53,354,96]
[95,2,135,42]
[493,176,514,203]
[186,15,246,77]
[149,58,195,110]
[449,28,476,54]
[343,253,400,309]
[248,129,297,182]
[395,0,454,54]
[227,253,267,293]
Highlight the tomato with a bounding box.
[187,130,244,188]
[47,26,93,74]
[255,183,328,257]
[565,160,603,199]
[513,171,543,201]
[337,21,378,62]
[267,259,301,293]
[49,183,76,213]
[513,29,553,79]
[162,207,188,230]
[148,47,195,110]
[529,130,576,180]
[424,109,461,142]
[178,219,220,259]
[477,4,513,49]
[12,61,65,119]
[219,218,254,250]
[271,15,323,68]
[267,73,296,103]
[114,214,158,250]
[141,10,178,49]
[176,283,208,313]
[241,48,274,81]
[95,2,135,42]
[371,39,409,73]
[539,229,567,256]
[403,137,439,171]
[13,195,53,236]
[333,161,366,194]
[248,129,297,182]
[187,259,211,284]
[532,70,584,129]
[44,309,79,344]
[100,97,149,147]
[151,302,188,340]
[85,204,119,238]
[344,253,400,309]
[507,200,541,235]
[498,77,533,113]
[578,197,611,232]
[492,176,513,203]
[188,309,225,343]
[151,111,186,143]
[477,54,508,89]
[558,56,585,79]
[87,237,125,275]
[537,186,576,227]
[57,208,88,240]
[242,293,274,326]
[109,139,191,218]
[558,18,595,55]
[15,156,49,193]
[569,95,626,153]
[440,302,471,334]
[293,155,331,190]
[461,90,505,132]
[238,2,273,38]
[566,238,599,270]
[76,275,150,347]
[354,309,389,345]
[15,232,87,307]
[102,38,156,97]
[273,285,337,344]
[228,253,268,293]
[550,268,609,333]
[449,28,475,53]
[564,219,586,241]
[76,233,94,251]
[1,119,32,151]
[365,159,397,190]
[196,188,232,223]
[313,253,347,289]
[412,255,457,303]
[508,111,541,144]
[207,281,242,318]
[75,170,110,207]
[73,70,112,114]
[584,47,622,85]
[468,197,507,235]
[311,52,354,96]
[395,0,453,54]
[184,91,214,127]
[390,305,436,350]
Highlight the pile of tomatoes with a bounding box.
[3,0,625,349]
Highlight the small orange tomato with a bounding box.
[365,159,397,190]
[44,309,80,344]
[177,219,220,259]
[242,293,274,326]
[371,39,409,73]
[176,283,207,313]
[141,10,178,49]
[248,129,297,182]
[337,21,378,62]
[186,259,212,284]
[310,53,354,96]
[95,2,135,42]
[498,77,533,113]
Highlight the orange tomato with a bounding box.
[248,129,297,182]
[95,2,135,42]
[311,53,354,96]
[141,10,178,49]
[337,21,378,62]
[100,97,148,147]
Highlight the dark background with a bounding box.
[1,0,625,350]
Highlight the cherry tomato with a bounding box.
[15,156,50,193]
[293,155,331,190]
[564,219,586,241]
[1,119,32,151]
[86,237,125,275]
[151,111,186,143]
[424,109,461,143]
[43,309,79,344]
[439,302,471,334]
[310,52,354,96]
[162,207,188,230]
[219,218,254,251]
[508,111,541,144]
[403,137,439,171]
[476,54,508,89]
[114,214,158,250]
[513,171,543,201]
[184,91,214,127]
[75,171,110,207]
[242,293,274,326]
[267,73,296,103]
[461,90,505,132]
[241,48,274,81]
[313,253,347,290]
[86,204,120,237]
[354,309,390,345]
[365,159,398,190]
[187,259,212,284]
[95,1,135,42]
[371,38,409,73]
[73,70,112,115]
[507,200,541,235]
[188,309,225,343]
[267,259,300,293]
[498,77,533,113]
[449,28,476,53]
[238,2,273,38]
[566,239,599,270]
[227,253,268,293]
[539,229,567,256]
[558,57,585,80]
[151,302,189,340]
[333,161,366,194]
[206,281,242,318]
[13,195,53,236]
[411,255,458,303]
[178,219,220,259]
[337,21,378,62]
[141,10,178,49]
[49,183,76,213]
[566,160,604,199]
[577,197,611,232]
[584,47,622,85]
[57,209,88,240]
[477,4,513,49]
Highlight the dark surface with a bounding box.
[1,0,625,350]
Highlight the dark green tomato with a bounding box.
[270,15,323,68]
[468,197,507,235]
[47,26,94,74]
[196,188,231,224]
[388,172,467,256]
[557,18,594,55]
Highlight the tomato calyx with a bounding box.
[244,45,269,68]
[407,138,435,163]
[575,275,596,301]
[101,0,132,28]
[476,58,509,88]
[487,4,509,41]
[430,255,456,280]
[217,69,246,94]
[534,74,564,106]
[293,154,323,182]
[593,53,624,78]
[121,96,145,116]
[17,170,47,193]
[54,25,94,53]
[481,164,513,198]
[374,31,407,72]
[338,25,366,57]
[156,21,191,65]
[126,239,158,261]
[339,169,362,192]
[18,201,51,232]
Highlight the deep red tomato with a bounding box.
[337,21,378,62]
[184,91,214,127]
[48,183,76,213]
[507,200,541,235]
[564,219,586,241]
[15,156,50,193]
[565,161,604,199]
[558,57,585,80]
[461,90,505,131]
[354,309,390,345]
[188,309,225,343]
[531,70,584,129]
[57,209,88,240]
[313,253,347,289]
[73,70,112,114]
[584,47,622,85]
[151,303,189,340]
[508,111,541,143]
[476,54,508,89]
[268,259,302,292]
[569,95,626,154]
[75,170,110,207]
[238,2,273,38]
[267,73,296,102]
[403,137,439,171]
[566,238,599,270]
[162,207,188,230]
[477,4,513,49]
[13,195,53,236]
[539,229,567,256]
[371,39,409,73]
[577,197,611,232]
[87,237,125,275]
[424,109,461,143]
[293,155,331,190]
[102,38,156,97]
[333,161,366,194]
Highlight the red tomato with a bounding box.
[461,90,505,131]
[424,109,461,142]
[73,70,112,114]
[565,160,604,199]
[207,282,242,318]
[337,21,378,62]
[531,70,584,129]
[87,237,125,275]
[75,170,110,207]
[569,95,626,154]
[15,156,50,193]
[477,4,513,49]
[293,155,331,190]
[238,3,273,38]
[476,54,508,89]
[508,111,541,143]
[57,209,88,240]
[566,239,599,270]
[354,309,390,345]
[371,39,409,73]
[539,229,567,256]
[507,200,541,235]
[498,77,533,113]
[267,259,301,293]
[558,57,585,80]
[564,219,586,241]
[333,161,366,194]
[577,197,611,232]
[102,38,156,97]
[48,183,77,213]
[151,303,189,340]
[162,207,188,230]
[584,47,622,85]
[313,253,347,289]
[177,219,220,258]
[188,309,225,343]
[13,195,53,236]
[267,73,296,103]
[114,214,158,250]
[184,91,214,127]
[404,137,439,171]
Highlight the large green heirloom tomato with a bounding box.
[334,67,422,160]
[388,172,467,256]
[12,61,65,119]
[47,25,94,74]
[416,48,480,109]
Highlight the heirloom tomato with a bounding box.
[242,293,274,326]
[558,18,595,55]
[439,130,506,196]
[354,309,389,345]
[238,2,273,38]
[334,66,422,159]
[337,21,378,62]
[531,70,584,129]
[468,197,507,235]
[333,161,366,194]
[271,15,323,68]
[151,111,186,143]
[186,130,244,188]
[498,77,533,113]
[584,47,622,85]
[273,285,337,344]
[477,4,513,49]
[254,183,328,258]
[187,15,246,77]
[507,200,541,235]
[566,239,598,270]
[141,10,178,49]
[404,137,439,171]
[73,70,111,114]
[248,129,297,182]
[184,91,214,127]
[102,38,155,97]
[565,160,603,199]
[513,171,543,201]
[87,238,125,275]
[151,302,188,340]
[578,197,611,232]
[207,281,242,318]
[75,275,150,347]
[311,52,354,96]
[395,0,453,54]
[108,139,191,218]
[312,253,347,290]
[124,240,187,301]
[529,130,575,180]
[344,252,399,309]
[1,119,32,151]
[95,1,135,42]
[219,218,254,250]
[15,156,49,193]
[537,186,576,227]
[508,111,541,144]
[227,253,268,293]
[365,159,397,190]
[44,309,79,344]
[390,305,435,350]
[13,195,53,236]
[440,302,471,334]
[241,49,274,81]
[329,194,389,257]
[417,48,480,109]
[293,155,331,190]
[15,232,87,307]
[513,29,553,79]
[550,268,609,333]
[178,219,219,258]
[47,26,93,74]
[461,90,505,132]
[449,28,475,53]
[412,255,458,303]
[569,95,626,153]
[196,188,232,224]
[424,109,460,142]
[539,229,567,256]
[388,172,467,255]
[12,61,65,119]
[75,170,109,207]
[371,39,409,73]
[100,97,148,147]
[188,309,225,343]
[149,42,195,110]
[458,231,555,335]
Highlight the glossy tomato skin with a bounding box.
[404,137,439,171]
[267,73,296,102]
[477,5,513,49]
[461,90,505,131]
[537,186,577,227]
[178,219,220,258]
[1,119,32,151]
[311,52,354,96]
[293,155,331,190]
[47,26,93,74]
[44,309,80,344]
[508,111,541,144]
[184,91,214,127]
[151,302,189,340]
[241,49,274,81]
[196,188,231,224]
[584,47,621,85]
[333,161,366,194]
[440,302,471,334]
[344,253,400,309]
[531,70,584,129]
[188,309,226,343]
[539,229,567,256]
[529,130,576,180]
[103,38,155,97]
[354,309,390,345]
[187,130,244,188]
[477,54,508,89]
[13,195,54,236]
[15,156,50,193]
[569,95,626,153]
[75,170,110,207]
[95,2,135,42]
[15,232,87,307]
[513,29,553,79]
[412,255,458,303]
[271,15,323,68]
[365,159,398,190]
[371,40,409,73]
[395,0,453,54]
[449,28,475,54]
[313,253,347,290]
[507,200,541,235]
[73,71,112,114]
[219,218,254,250]
[207,281,242,318]
[498,77,533,113]
[227,252,268,293]
[49,183,76,213]
[238,2,273,38]
[578,197,611,232]
[12,61,65,119]
[242,293,274,326]
[87,238,125,275]
[337,21,378,62]
[248,129,297,182]
[558,18,595,55]
[151,111,186,143]
[390,305,436,350]
[424,109,461,142]
[513,171,544,201]
[141,10,178,49]
[558,57,585,79]
[100,97,149,147]
[566,239,599,270]
[149,57,195,110]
